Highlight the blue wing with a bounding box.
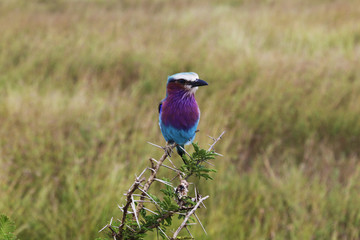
[158,102,162,113]
[159,99,165,113]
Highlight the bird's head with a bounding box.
[166,72,208,95]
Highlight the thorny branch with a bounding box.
[102,132,224,240]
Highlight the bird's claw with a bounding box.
[163,144,174,157]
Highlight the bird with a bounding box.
[158,72,208,158]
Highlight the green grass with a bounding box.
[1,0,360,239]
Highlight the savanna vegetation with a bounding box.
[1,0,360,239]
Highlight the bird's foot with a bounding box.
[163,142,175,157]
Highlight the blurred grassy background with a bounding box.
[1,0,360,239]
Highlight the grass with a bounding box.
[1,0,360,239]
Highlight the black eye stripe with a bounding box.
[169,79,187,84]
[178,79,186,84]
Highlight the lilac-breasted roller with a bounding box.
[159,72,208,157]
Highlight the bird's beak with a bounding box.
[191,79,208,88]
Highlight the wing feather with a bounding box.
[158,102,163,113]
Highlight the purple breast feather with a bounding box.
[161,93,199,130]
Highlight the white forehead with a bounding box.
[167,72,199,82]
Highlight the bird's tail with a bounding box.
[176,145,185,157]
[177,145,190,164]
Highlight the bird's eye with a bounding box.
[177,79,186,84]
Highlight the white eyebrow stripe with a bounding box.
[169,72,199,82]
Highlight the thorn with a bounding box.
[185,222,197,225]
[152,158,181,173]
[132,194,152,200]
[166,156,178,169]
[138,167,148,179]
[134,200,152,203]
[203,161,215,167]
[147,141,164,149]
[207,135,216,141]
[170,174,180,182]
[185,226,194,238]
[98,224,109,233]
[131,195,141,229]
[126,224,136,232]
[162,163,182,173]
[178,145,193,161]
[154,178,175,188]
[138,188,161,208]
[194,213,207,235]
[143,207,159,215]
[158,227,170,240]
